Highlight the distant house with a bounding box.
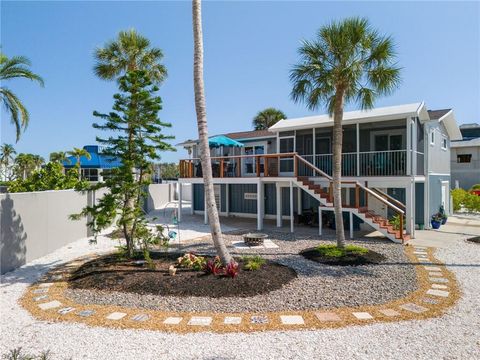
[63,145,121,182]
[451,123,480,190]
[177,102,462,241]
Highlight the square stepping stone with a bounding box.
[400,303,428,313]
[424,266,441,271]
[77,310,95,317]
[430,277,449,283]
[315,312,341,322]
[352,312,374,320]
[187,316,212,326]
[379,309,400,317]
[418,259,429,262]
[427,289,449,297]
[34,295,48,302]
[163,317,182,325]
[39,283,54,288]
[224,316,242,325]
[280,315,305,325]
[131,314,150,322]
[429,272,443,277]
[51,274,63,280]
[263,240,279,249]
[32,288,48,294]
[251,315,268,324]
[38,300,62,310]
[414,246,427,250]
[421,298,439,305]
[106,312,127,320]
[58,307,75,315]
[432,284,448,289]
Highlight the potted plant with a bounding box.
[439,205,448,225]
[431,213,442,229]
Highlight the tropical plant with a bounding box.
[0,143,16,181]
[177,252,206,271]
[389,214,405,231]
[290,17,401,248]
[202,256,223,275]
[67,147,91,180]
[159,162,179,179]
[94,29,167,85]
[14,153,44,180]
[252,108,287,130]
[0,52,44,141]
[49,151,70,165]
[192,0,233,265]
[242,255,266,271]
[224,260,239,278]
[71,69,174,259]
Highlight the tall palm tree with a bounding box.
[0,52,44,141]
[94,29,167,84]
[0,144,16,181]
[14,153,38,180]
[49,151,70,164]
[290,17,401,248]
[252,108,287,130]
[68,147,91,181]
[192,0,233,265]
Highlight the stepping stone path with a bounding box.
[421,298,439,305]
[424,266,441,271]
[163,317,182,325]
[33,289,48,294]
[352,312,374,320]
[280,315,305,325]
[429,272,443,277]
[187,317,212,326]
[224,316,242,325]
[379,309,400,317]
[427,289,449,297]
[34,295,48,302]
[430,277,449,283]
[78,310,95,317]
[39,283,54,288]
[315,312,341,322]
[58,307,75,315]
[131,314,150,322]
[400,303,428,314]
[106,312,127,320]
[432,284,448,289]
[38,301,62,310]
[251,315,269,324]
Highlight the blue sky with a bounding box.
[1,1,479,162]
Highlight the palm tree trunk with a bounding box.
[332,88,346,248]
[192,0,232,265]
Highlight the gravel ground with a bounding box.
[65,231,417,313]
[1,215,479,359]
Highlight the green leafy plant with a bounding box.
[451,188,480,213]
[470,184,480,191]
[3,348,51,360]
[177,252,206,271]
[314,244,368,258]
[389,214,406,231]
[242,255,266,271]
[431,213,443,223]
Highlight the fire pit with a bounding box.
[243,233,268,246]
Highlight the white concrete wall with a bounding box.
[145,183,175,211]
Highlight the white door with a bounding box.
[441,181,449,214]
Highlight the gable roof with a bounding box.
[225,129,275,140]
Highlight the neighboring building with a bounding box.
[63,145,121,182]
[450,123,480,190]
[177,102,462,242]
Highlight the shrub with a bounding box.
[242,255,266,271]
[203,256,223,275]
[224,261,239,278]
[314,244,368,258]
[451,188,480,213]
[451,188,467,212]
[389,214,405,231]
[177,253,206,271]
[470,184,480,191]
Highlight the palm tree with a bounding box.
[290,17,401,248]
[94,29,167,84]
[50,151,70,164]
[14,153,38,180]
[0,144,16,181]
[0,52,44,141]
[192,0,233,265]
[68,147,91,181]
[252,108,287,130]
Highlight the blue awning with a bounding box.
[208,135,244,148]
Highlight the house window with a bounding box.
[430,131,435,145]
[441,137,447,150]
[457,154,472,163]
[81,168,99,181]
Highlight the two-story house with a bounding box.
[450,123,480,190]
[177,102,461,242]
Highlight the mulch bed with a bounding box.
[467,236,480,244]
[68,253,297,298]
[300,247,386,266]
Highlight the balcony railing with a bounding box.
[180,150,420,178]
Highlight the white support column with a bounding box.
[257,180,264,231]
[276,182,282,227]
[297,187,302,215]
[313,128,316,160]
[356,123,360,176]
[406,117,412,175]
[225,184,230,216]
[289,181,294,233]
[405,182,414,236]
[349,211,353,239]
[318,207,322,236]
[190,183,194,215]
[178,182,182,222]
[204,196,208,225]
[412,117,417,175]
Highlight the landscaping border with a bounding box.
[19,246,459,333]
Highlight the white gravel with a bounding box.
[1,224,479,359]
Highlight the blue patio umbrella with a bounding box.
[208,135,244,148]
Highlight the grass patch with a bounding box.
[315,244,369,258]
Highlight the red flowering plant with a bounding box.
[203,256,223,275]
[224,260,239,278]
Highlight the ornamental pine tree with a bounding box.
[73,70,174,259]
